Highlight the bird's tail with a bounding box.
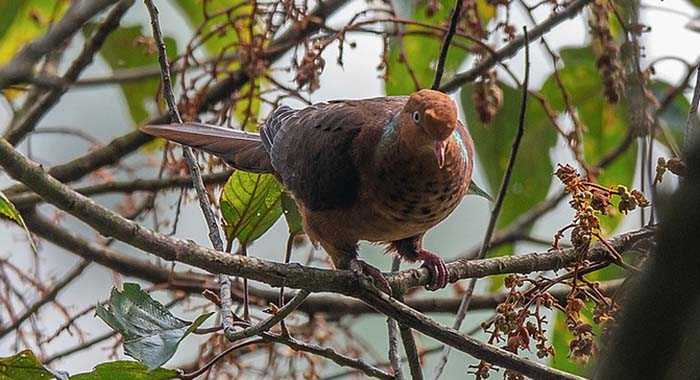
[141,123,274,173]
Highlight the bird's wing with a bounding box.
[454,120,475,189]
[262,97,406,211]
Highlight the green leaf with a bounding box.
[0,350,54,380]
[0,1,68,101]
[86,25,177,124]
[96,283,213,369]
[220,172,284,245]
[71,361,177,380]
[463,80,556,292]
[1,190,37,253]
[540,46,637,233]
[651,80,690,156]
[172,0,252,56]
[281,193,304,236]
[1,190,24,225]
[385,0,494,95]
[461,82,557,231]
[0,1,23,41]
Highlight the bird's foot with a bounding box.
[349,258,392,293]
[417,250,449,290]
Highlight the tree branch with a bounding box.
[0,0,120,90]
[431,0,464,89]
[14,211,631,317]
[2,0,350,197]
[8,170,234,209]
[0,260,90,340]
[4,0,134,146]
[0,135,655,293]
[438,0,593,93]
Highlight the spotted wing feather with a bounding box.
[261,98,405,211]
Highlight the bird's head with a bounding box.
[400,89,459,168]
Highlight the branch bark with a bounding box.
[3,0,134,146]
[439,0,593,93]
[0,0,120,89]
[0,135,654,293]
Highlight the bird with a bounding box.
[141,89,474,291]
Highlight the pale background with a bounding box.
[0,0,695,377]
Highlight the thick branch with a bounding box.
[4,0,134,146]
[3,0,350,197]
[9,170,233,209]
[0,0,120,89]
[15,211,631,316]
[0,135,654,294]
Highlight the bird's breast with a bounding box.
[366,135,471,240]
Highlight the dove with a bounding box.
[142,89,474,291]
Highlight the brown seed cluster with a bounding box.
[654,156,687,184]
[589,0,623,103]
[555,164,648,251]
[463,0,487,40]
[473,70,503,124]
[472,275,556,380]
[294,42,326,92]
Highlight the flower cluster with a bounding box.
[463,0,487,40]
[473,70,503,124]
[472,275,556,380]
[555,164,648,252]
[589,0,623,103]
[654,156,687,185]
[294,42,326,92]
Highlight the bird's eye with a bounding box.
[412,111,421,123]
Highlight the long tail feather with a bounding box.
[141,123,274,173]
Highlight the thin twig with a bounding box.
[398,322,423,380]
[9,170,233,209]
[225,289,310,341]
[0,260,90,340]
[439,0,592,93]
[261,332,394,380]
[387,257,405,380]
[30,127,103,146]
[143,0,234,337]
[179,338,266,380]
[0,0,120,90]
[431,0,464,89]
[4,0,135,146]
[684,65,700,155]
[433,26,531,380]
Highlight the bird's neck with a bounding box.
[375,113,432,162]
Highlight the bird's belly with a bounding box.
[362,170,468,242]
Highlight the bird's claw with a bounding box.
[349,258,392,294]
[418,250,448,290]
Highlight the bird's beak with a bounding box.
[434,140,446,169]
